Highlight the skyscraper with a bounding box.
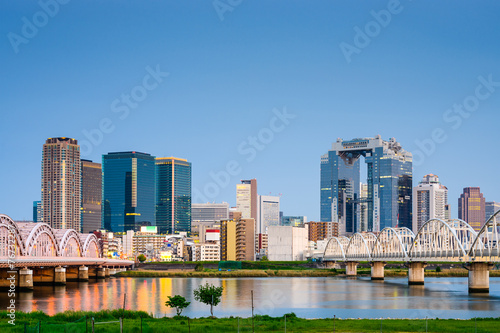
[321,136,412,233]
[485,201,500,221]
[156,157,192,234]
[41,137,81,231]
[102,151,156,232]
[33,201,42,223]
[458,187,486,232]
[236,179,257,220]
[81,159,102,233]
[257,195,280,234]
[412,174,448,232]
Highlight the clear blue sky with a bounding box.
[1,1,500,221]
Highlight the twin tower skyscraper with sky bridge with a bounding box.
[320,135,413,234]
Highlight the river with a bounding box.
[3,276,500,319]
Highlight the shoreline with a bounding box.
[116,268,500,278]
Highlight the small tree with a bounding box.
[165,295,190,316]
[137,254,146,263]
[193,283,223,317]
[195,263,204,272]
[261,255,269,262]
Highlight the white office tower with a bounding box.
[412,174,448,232]
[257,195,280,234]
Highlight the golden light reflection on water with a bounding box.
[5,277,500,318]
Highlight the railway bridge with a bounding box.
[0,214,134,290]
[312,211,500,293]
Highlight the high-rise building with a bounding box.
[81,159,102,233]
[102,151,156,233]
[281,216,307,227]
[485,201,500,222]
[220,212,255,261]
[236,179,257,220]
[41,137,81,231]
[412,174,448,232]
[257,195,280,234]
[458,187,486,232]
[156,157,192,234]
[33,201,42,223]
[191,202,229,223]
[307,221,339,242]
[321,136,412,233]
[358,183,369,232]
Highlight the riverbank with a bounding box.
[117,268,500,278]
[1,310,499,332]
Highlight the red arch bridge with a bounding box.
[0,214,134,290]
[309,211,500,293]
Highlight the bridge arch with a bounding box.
[372,227,415,261]
[0,214,26,256]
[409,218,476,261]
[345,233,377,260]
[22,223,60,257]
[80,234,101,258]
[469,209,500,260]
[323,236,349,261]
[55,229,83,257]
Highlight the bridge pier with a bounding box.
[54,266,66,285]
[467,262,492,293]
[408,262,426,285]
[371,262,386,280]
[324,261,336,268]
[19,268,34,291]
[105,267,110,278]
[97,267,106,279]
[79,266,89,281]
[109,268,117,275]
[345,262,359,276]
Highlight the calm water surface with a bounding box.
[4,277,500,319]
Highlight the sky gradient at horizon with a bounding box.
[1,1,500,222]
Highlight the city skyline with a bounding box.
[2,1,500,222]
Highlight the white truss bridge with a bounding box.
[310,211,500,293]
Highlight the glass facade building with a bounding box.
[102,152,156,233]
[281,216,307,227]
[156,157,192,234]
[321,136,412,233]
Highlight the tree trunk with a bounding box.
[211,303,213,317]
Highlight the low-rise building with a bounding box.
[307,221,338,242]
[267,225,309,261]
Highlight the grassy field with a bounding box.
[1,310,499,332]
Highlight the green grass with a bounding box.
[1,310,499,332]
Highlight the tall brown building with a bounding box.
[42,137,81,231]
[221,212,255,261]
[458,187,486,231]
[81,159,102,233]
[308,221,339,242]
[236,179,257,220]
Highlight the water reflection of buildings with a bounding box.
[5,277,500,318]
